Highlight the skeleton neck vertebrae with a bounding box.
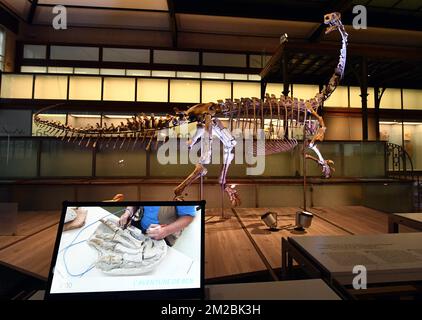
[34,13,347,207]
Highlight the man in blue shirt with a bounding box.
[119,205,196,245]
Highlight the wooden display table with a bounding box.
[388,213,422,233]
[282,233,422,299]
[207,279,340,300]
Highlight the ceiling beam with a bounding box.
[173,0,422,32]
[35,3,168,14]
[286,40,422,61]
[167,0,178,47]
[288,54,309,74]
[378,65,422,86]
[27,0,38,24]
[0,4,20,33]
[309,58,336,75]
[308,0,354,42]
[302,55,324,74]
[370,61,406,82]
[259,35,288,80]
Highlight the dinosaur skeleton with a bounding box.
[88,218,167,275]
[34,13,348,208]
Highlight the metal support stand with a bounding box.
[6,134,10,165]
[200,175,204,201]
[303,125,307,212]
[220,183,225,219]
[294,125,311,232]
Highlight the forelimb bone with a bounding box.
[173,114,212,201]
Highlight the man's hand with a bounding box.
[119,210,131,228]
[147,224,168,240]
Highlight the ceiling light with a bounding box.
[403,122,422,125]
[37,114,66,117]
[379,121,402,125]
[104,115,134,119]
[69,114,101,118]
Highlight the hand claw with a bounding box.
[321,159,335,178]
[224,185,241,207]
[173,195,184,202]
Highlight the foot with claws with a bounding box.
[306,154,335,178]
[224,184,241,207]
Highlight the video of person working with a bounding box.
[49,204,202,294]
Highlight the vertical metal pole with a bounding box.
[200,175,203,200]
[6,134,10,165]
[303,125,307,212]
[400,88,406,173]
[360,57,368,141]
[374,87,380,141]
[221,183,225,219]
[282,52,290,98]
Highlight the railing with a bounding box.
[386,142,421,211]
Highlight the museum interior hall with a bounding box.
[0,0,422,301]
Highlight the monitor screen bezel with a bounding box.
[45,200,206,300]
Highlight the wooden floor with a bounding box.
[0,206,396,281]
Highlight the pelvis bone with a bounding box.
[88,218,167,275]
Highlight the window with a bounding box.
[23,45,47,59]
[0,27,5,71]
[154,50,199,65]
[21,66,48,73]
[50,46,99,61]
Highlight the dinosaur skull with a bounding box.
[324,12,341,34]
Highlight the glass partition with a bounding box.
[380,121,422,170]
[40,139,93,177]
[0,139,39,178]
[0,137,387,179]
[303,143,343,177]
[96,147,147,177]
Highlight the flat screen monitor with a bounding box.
[45,201,205,300]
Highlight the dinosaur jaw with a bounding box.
[325,24,338,34]
[324,12,341,34]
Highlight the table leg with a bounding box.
[388,217,399,233]
[281,238,289,277]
